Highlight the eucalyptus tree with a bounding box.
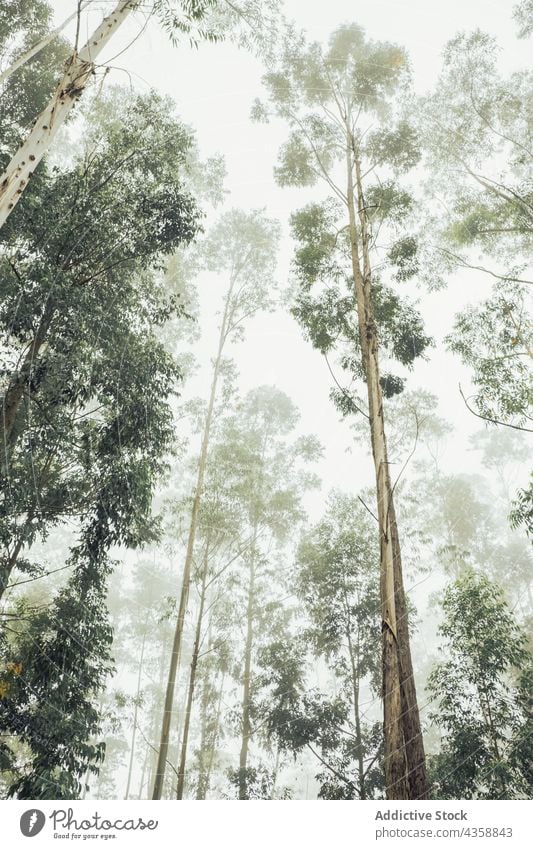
[0,0,282,229]
[0,2,89,88]
[152,211,280,799]
[255,25,431,797]
[427,571,533,799]
[295,493,383,798]
[205,386,321,799]
[175,450,250,799]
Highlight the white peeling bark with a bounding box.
[0,0,138,230]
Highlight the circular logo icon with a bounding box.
[20,810,46,837]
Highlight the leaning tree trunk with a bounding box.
[125,630,147,799]
[345,608,366,800]
[196,667,225,799]
[345,135,428,799]
[152,274,236,799]
[0,0,138,230]
[176,545,209,799]
[238,529,257,800]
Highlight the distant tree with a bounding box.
[256,494,384,799]
[152,211,280,799]
[513,0,533,37]
[422,31,533,434]
[427,571,533,799]
[210,386,321,800]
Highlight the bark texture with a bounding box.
[345,133,428,799]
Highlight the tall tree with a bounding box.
[152,210,280,798]
[206,386,321,799]
[255,24,431,798]
[0,88,201,603]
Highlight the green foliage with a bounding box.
[254,493,385,799]
[510,475,533,538]
[428,571,533,799]
[0,0,70,151]
[513,0,533,37]
[259,25,431,419]
[387,236,419,281]
[0,86,204,797]
[446,284,532,429]
[288,202,432,409]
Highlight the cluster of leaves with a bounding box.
[0,85,204,796]
[0,0,69,151]
[428,571,533,799]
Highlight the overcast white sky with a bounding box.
[50,0,531,516]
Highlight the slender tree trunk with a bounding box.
[195,625,212,800]
[125,630,146,799]
[197,669,225,799]
[176,547,209,799]
[152,275,236,799]
[238,528,257,800]
[270,746,280,799]
[353,153,429,799]
[137,740,150,799]
[0,0,138,230]
[346,620,365,799]
[345,137,409,799]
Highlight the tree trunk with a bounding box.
[125,630,146,799]
[270,746,280,799]
[345,616,365,799]
[176,546,209,799]
[0,0,138,230]
[238,529,257,800]
[388,500,429,799]
[152,273,236,799]
[197,669,225,799]
[137,739,150,799]
[346,138,409,799]
[195,638,212,799]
